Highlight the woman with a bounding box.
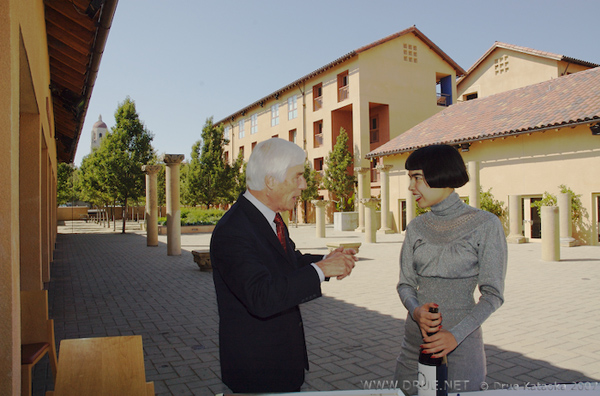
[394,144,507,395]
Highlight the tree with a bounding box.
[323,128,356,212]
[82,97,155,233]
[57,162,78,205]
[227,150,246,203]
[78,150,112,226]
[184,118,233,207]
[299,161,321,222]
[532,184,584,222]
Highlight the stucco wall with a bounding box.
[385,125,600,245]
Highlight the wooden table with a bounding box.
[53,335,151,396]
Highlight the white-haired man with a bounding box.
[210,138,357,393]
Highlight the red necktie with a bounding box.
[274,213,287,252]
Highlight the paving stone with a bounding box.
[29,220,600,396]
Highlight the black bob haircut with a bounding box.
[405,144,469,188]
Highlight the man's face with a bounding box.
[270,164,307,212]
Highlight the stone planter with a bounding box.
[192,250,212,272]
[158,224,216,235]
[333,212,358,231]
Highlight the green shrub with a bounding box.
[531,184,583,222]
[158,208,225,226]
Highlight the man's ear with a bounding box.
[264,175,275,190]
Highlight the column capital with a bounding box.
[354,166,369,174]
[360,198,380,208]
[141,164,162,174]
[162,154,185,165]
[376,164,393,172]
[311,200,329,208]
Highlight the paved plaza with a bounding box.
[33,219,600,395]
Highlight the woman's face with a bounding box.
[408,170,453,208]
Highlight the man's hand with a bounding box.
[316,247,357,280]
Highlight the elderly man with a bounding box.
[210,138,357,393]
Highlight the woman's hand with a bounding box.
[421,328,458,358]
[413,302,441,337]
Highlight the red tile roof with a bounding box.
[367,66,600,158]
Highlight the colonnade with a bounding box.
[143,157,575,260]
[142,154,184,256]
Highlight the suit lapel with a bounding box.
[238,195,292,262]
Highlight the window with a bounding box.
[314,120,323,148]
[403,43,418,63]
[288,95,297,120]
[464,92,478,101]
[370,159,379,182]
[239,146,245,159]
[238,119,245,139]
[494,55,509,75]
[436,74,452,107]
[252,141,257,151]
[251,114,258,134]
[224,151,229,163]
[314,157,324,171]
[289,129,297,143]
[224,125,231,140]
[370,115,379,143]
[313,83,323,111]
[271,104,279,126]
[337,71,349,102]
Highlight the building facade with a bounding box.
[368,66,600,246]
[457,42,598,101]
[215,26,465,223]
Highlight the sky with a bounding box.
[75,0,600,167]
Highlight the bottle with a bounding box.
[417,307,448,396]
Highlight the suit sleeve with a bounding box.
[211,222,322,319]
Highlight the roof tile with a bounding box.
[368,67,600,158]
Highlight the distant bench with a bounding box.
[192,250,212,272]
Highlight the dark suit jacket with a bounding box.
[210,194,323,393]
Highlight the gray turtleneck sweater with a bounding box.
[398,192,507,345]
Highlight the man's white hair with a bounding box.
[246,138,306,191]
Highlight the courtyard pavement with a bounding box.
[32,219,600,395]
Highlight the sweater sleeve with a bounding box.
[449,216,507,344]
[397,225,420,319]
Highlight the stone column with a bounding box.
[377,164,393,234]
[354,167,369,233]
[468,161,480,209]
[312,200,328,238]
[142,165,162,247]
[541,206,560,261]
[507,195,526,243]
[163,154,185,256]
[361,198,380,243]
[558,192,576,247]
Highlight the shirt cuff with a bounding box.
[311,263,325,283]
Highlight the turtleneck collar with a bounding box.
[430,192,463,217]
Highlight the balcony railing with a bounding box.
[314,133,323,148]
[339,85,349,102]
[437,93,451,107]
[314,96,323,111]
